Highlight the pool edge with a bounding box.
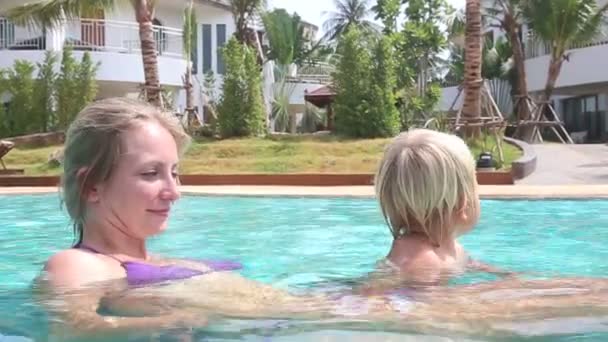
[3,185,608,200]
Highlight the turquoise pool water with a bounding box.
[1,194,608,341]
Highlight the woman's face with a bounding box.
[90,120,181,240]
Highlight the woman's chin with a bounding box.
[144,220,169,236]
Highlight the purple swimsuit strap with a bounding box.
[76,244,243,286]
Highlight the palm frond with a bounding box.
[182,1,198,57]
[445,8,466,39]
[6,0,116,29]
[576,2,608,43]
[322,0,374,42]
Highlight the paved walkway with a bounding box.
[518,143,608,185]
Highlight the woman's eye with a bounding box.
[171,172,179,179]
[141,171,158,177]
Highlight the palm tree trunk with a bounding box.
[462,0,483,138]
[542,56,563,104]
[505,19,530,121]
[503,12,537,142]
[184,63,194,126]
[134,0,162,107]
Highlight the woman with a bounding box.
[40,97,319,341]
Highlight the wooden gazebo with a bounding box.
[304,85,335,131]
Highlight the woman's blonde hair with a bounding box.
[374,129,479,246]
[61,97,191,246]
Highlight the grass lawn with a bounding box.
[3,134,521,176]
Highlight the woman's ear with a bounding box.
[77,167,100,203]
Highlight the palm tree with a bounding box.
[485,0,531,122]
[262,9,328,132]
[229,0,266,63]
[182,0,197,127]
[7,0,163,107]
[523,0,608,104]
[461,0,483,137]
[322,0,379,42]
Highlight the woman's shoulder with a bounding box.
[43,249,121,288]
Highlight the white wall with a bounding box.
[438,86,462,112]
[0,50,186,86]
[288,82,326,105]
[525,44,608,93]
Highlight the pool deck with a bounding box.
[2,185,608,199]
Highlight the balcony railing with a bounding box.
[0,17,184,59]
[0,17,45,50]
[288,62,334,83]
[525,28,608,59]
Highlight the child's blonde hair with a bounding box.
[374,129,479,246]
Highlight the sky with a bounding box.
[268,0,466,38]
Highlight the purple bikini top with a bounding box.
[77,244,243,286]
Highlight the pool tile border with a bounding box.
[2,185,608,199]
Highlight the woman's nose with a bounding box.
[160,174,180,201]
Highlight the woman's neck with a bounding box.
[80,220,148,260]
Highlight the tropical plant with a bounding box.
[333,27,398,138]
[229,0,267,63]
[299,103,326,133]
[218,38,266,137]
[523,0,608,103]
[262,9,324,67]
[323,0,380,42]
[34,51,58,132]
[262,9,328,132]
[56,46,79,129]
[7,0,163,107]
[372,0,401,35]
[4,61,36,136]
[444,36,514,84]
[392,0,449,129]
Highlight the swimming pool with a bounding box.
[1,193,608,341]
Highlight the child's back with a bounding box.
[362,129,487,293]
[383,232,470,285]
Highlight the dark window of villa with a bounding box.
[216,24,226,74]
[202,24,212,73]
[562,94,602,141]
[0,17,15,49]
[191,42,198,74]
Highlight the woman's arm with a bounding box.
[37,251,208,340]
[105,271,334,320]
[467,258,519,278]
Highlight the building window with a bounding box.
[0,17,15,49]
[216,24,226,74]
[202,24,212,73]
[152,18,168,54]
[562,94,604,141]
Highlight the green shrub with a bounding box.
[218,38,266,138]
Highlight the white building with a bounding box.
[0,0,235,117]
[441,0,608,143]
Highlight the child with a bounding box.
[368,129,508,290]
